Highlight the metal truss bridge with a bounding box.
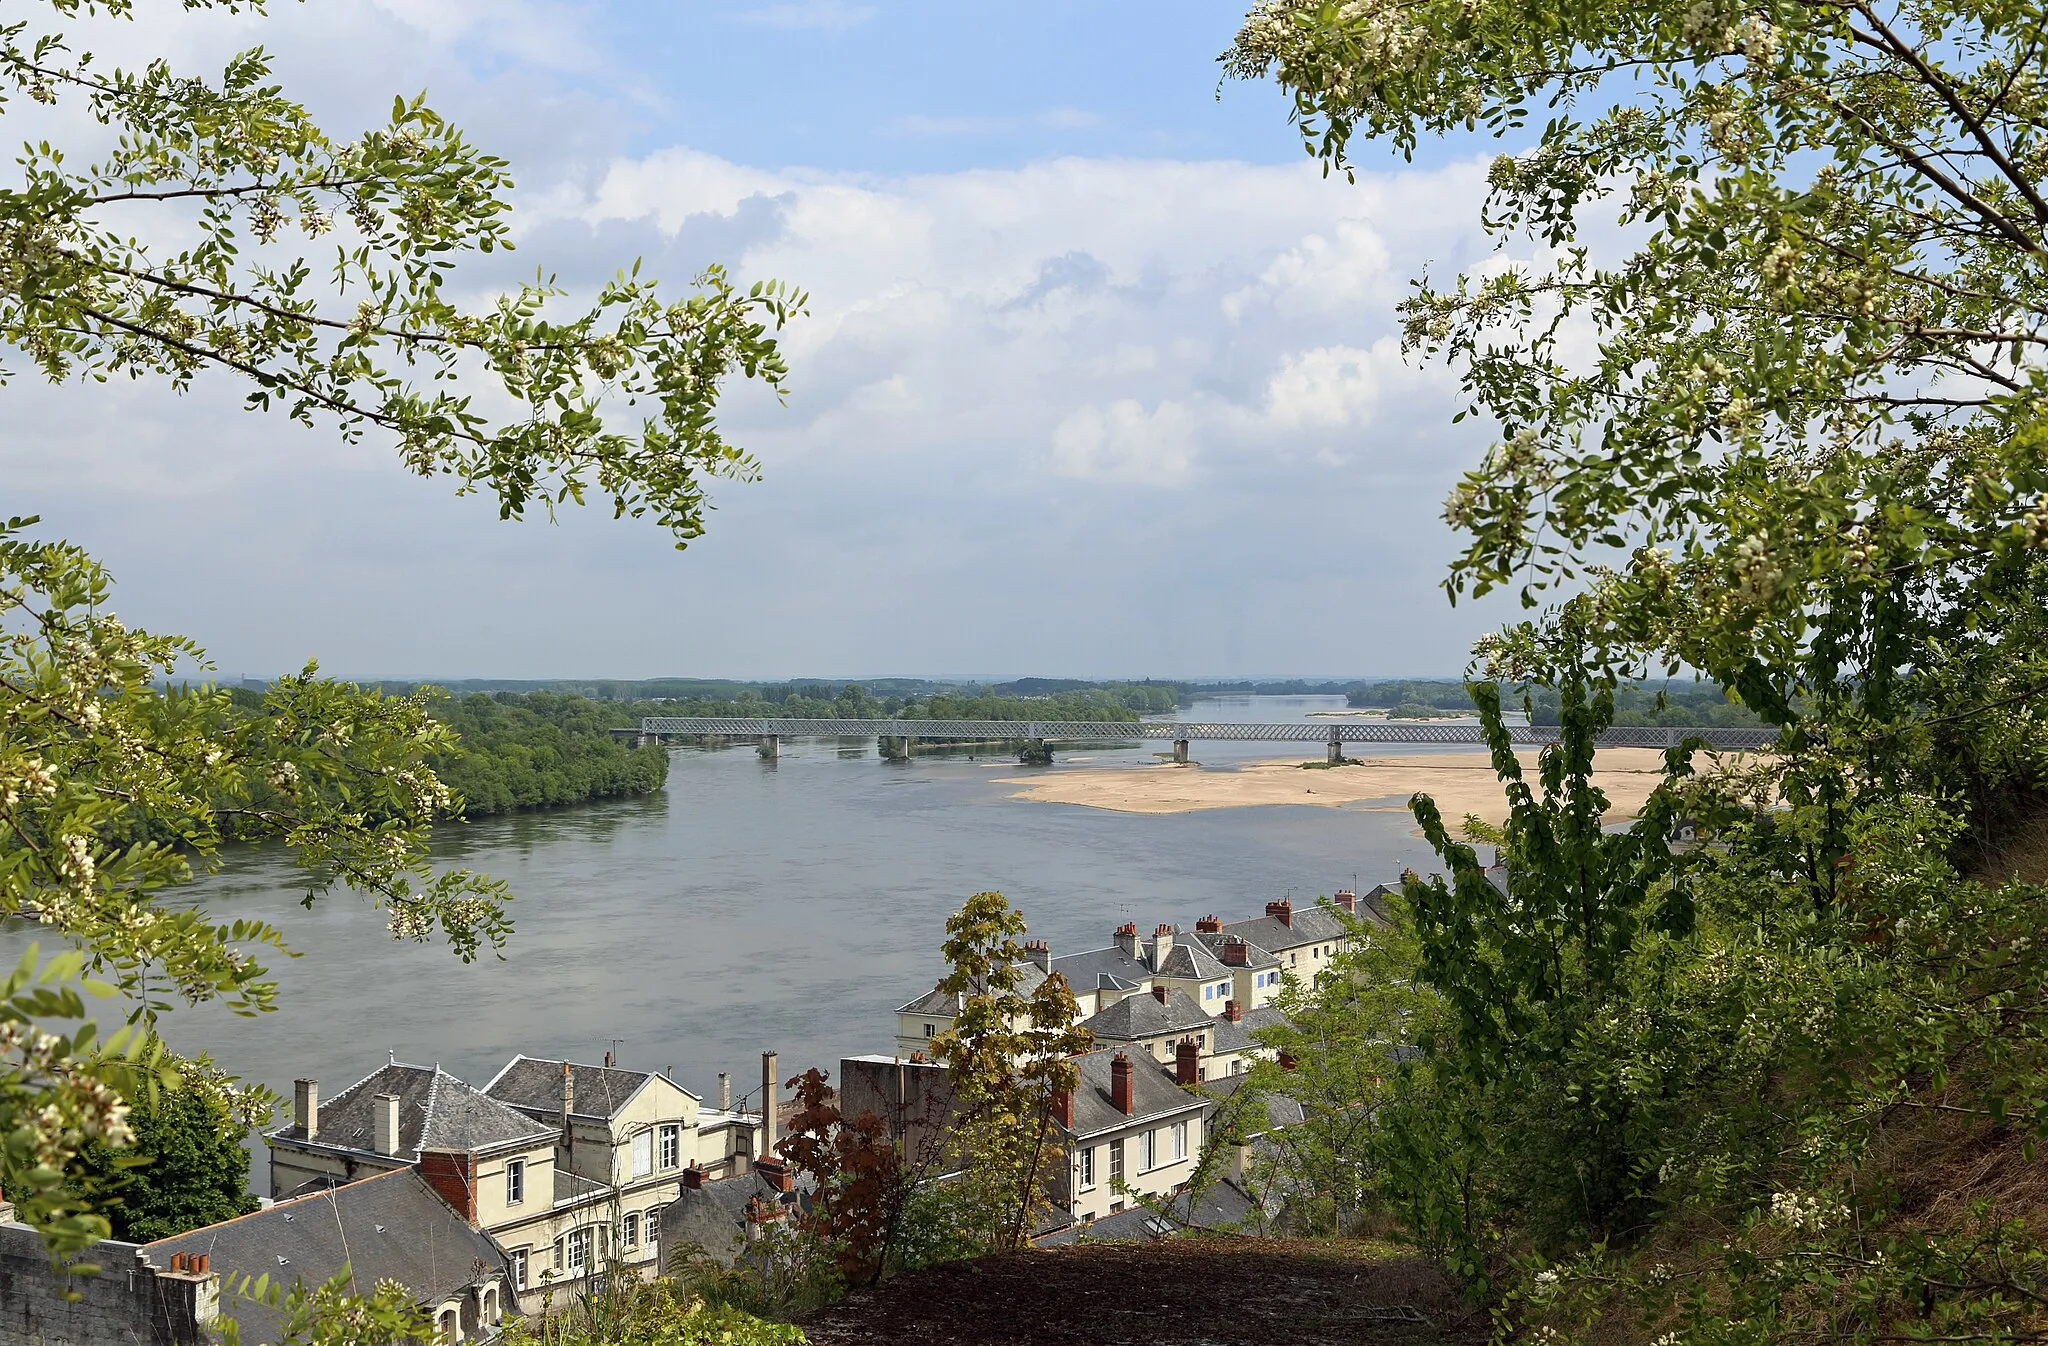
[630,716,1776,761]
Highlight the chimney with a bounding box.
[1152,985,1168,1005]
[374,1093,401,1157]
[683,1166,705,1190]
[1266,898,1293,928]
[1195,915,1221,933]
[1175,1038,1200,1087]
[294,1078,319,1141]
[1052,1089,1074,1129]
[1221,938,1248,966]
[1024,939,1051,972]
[604,1049,614,1069]
[1224,999,1242,1023]
[761,1051,779,1158]
[755,1157,794,1193]
[1152,924,1175,969]
[1110,1053,1134,1115]
[1334,888,1357,915]
[418,1148,478,1223]
[1113,922,1139,958]
[1279,1051,1299,1071]
[718,1072,732,1111]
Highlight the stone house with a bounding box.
[1053,1047,1210,1224]
[0,1168,515,1345]
[267,1053,764,1314]
[1219,892,1372,985]
[1078,986,1233,1078]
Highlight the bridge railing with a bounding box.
[631,717,1778,750]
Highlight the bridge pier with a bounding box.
[1327,730,1344,766]
[637,732,659,749]
[1173,739,1190,765]
[758,734,779,761]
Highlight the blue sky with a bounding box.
[4,0,1535,680]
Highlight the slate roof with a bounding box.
[1202,1072,1308,1132]
[485,1056,693,1121]
[150,1168,510,1345]
[555,1168,609,1208]
[658,1171,807,1267]
[1207,1013,1254,1056]
[1187,930,1281,971]
[1220,903,1350,954]
[266,1059,554,1160]
[1146,937,1231,983]
[1238,1004,1293,1037]
[1065,1047,1206,1140]
[1079,989,1213,1044]
[1048,945,1151,994]
[895,963,1053,1017]
[1035,1179,1260,1246]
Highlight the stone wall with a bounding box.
[0,1216,215,1346]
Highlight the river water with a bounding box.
[4,696,1475,1164]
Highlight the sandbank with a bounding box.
[997,748,1729,825]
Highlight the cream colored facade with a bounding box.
[1063,1112,1203,1222]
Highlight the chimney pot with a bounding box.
[1334,888,1357,915]
[1110,1053,1134,1115]
[1195,915,1221,933]
[294,1078,319,1141]
[195,1254,208,1275]
[1266,899,1293,928]
[373,1092,402,1157]
[1175,1037,1200,1087]
[683,1166,704,1190]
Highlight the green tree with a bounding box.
[73,1053,262,1242]
[0,0,797,1263]
[928,891,1092,1253]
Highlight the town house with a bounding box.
[1054,1047,1210,1224]
[267,1053,764,1313]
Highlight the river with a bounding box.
[4,695,1477,1171]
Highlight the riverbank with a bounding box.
[998,748,1737,824]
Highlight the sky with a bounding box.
[4,0,1541,681]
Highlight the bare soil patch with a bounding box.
[799,1237,1483,1346]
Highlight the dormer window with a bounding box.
[506,1159,525,1206]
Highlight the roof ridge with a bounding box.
[416,1068,443,1157]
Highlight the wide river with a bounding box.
[6,695,1475,1169]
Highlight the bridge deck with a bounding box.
[632,717,1776,750]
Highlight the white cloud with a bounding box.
[1,2,1525,675]
[728,1,877,32]
[1051,400,1198,484]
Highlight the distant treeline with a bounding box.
[1345,680,1764,727]
[427,693,669,816]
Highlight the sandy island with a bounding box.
[997,749,1734,825]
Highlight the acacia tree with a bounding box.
[0,0,799,1268]
[928,891,1091,1253]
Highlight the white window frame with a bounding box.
[622,1211,640,1249]
[659,1124,681,1170]
[630,1130,653,1179]
[505,1158,525,1206]
[1141,1129,1156,1171]
[645,1208,661,1246]
[924,1021,937,1038]
[1172,1121,1188,1162]
[1077,1146,1095,1189]
[1108,1138,1124,1183]
[565,1227,592,1275]
[510,1248,528,1291]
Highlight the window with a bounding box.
[1231,1058,1244,1075]
[1197,1035,1205,1049]
[552,1239,563,1272]
[506,1159,525,1206]
[1108,1139,1124,1183]
[1077,1146,1095,1189]
[1202,984,1212,1000]
[510,1249,528,1291]
[1198,1066,1207,1082]
[924,1022,936,1038]
[565,1228,593,1275]
[645,1209,660,1246]
[1141,1129,1157,1171]
[1172,1121,1188,1162]
[622,1212,640,1249]
[631,1130,652,1179]
[1110,1200,1124,1214]
[660,1124,681,1170]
